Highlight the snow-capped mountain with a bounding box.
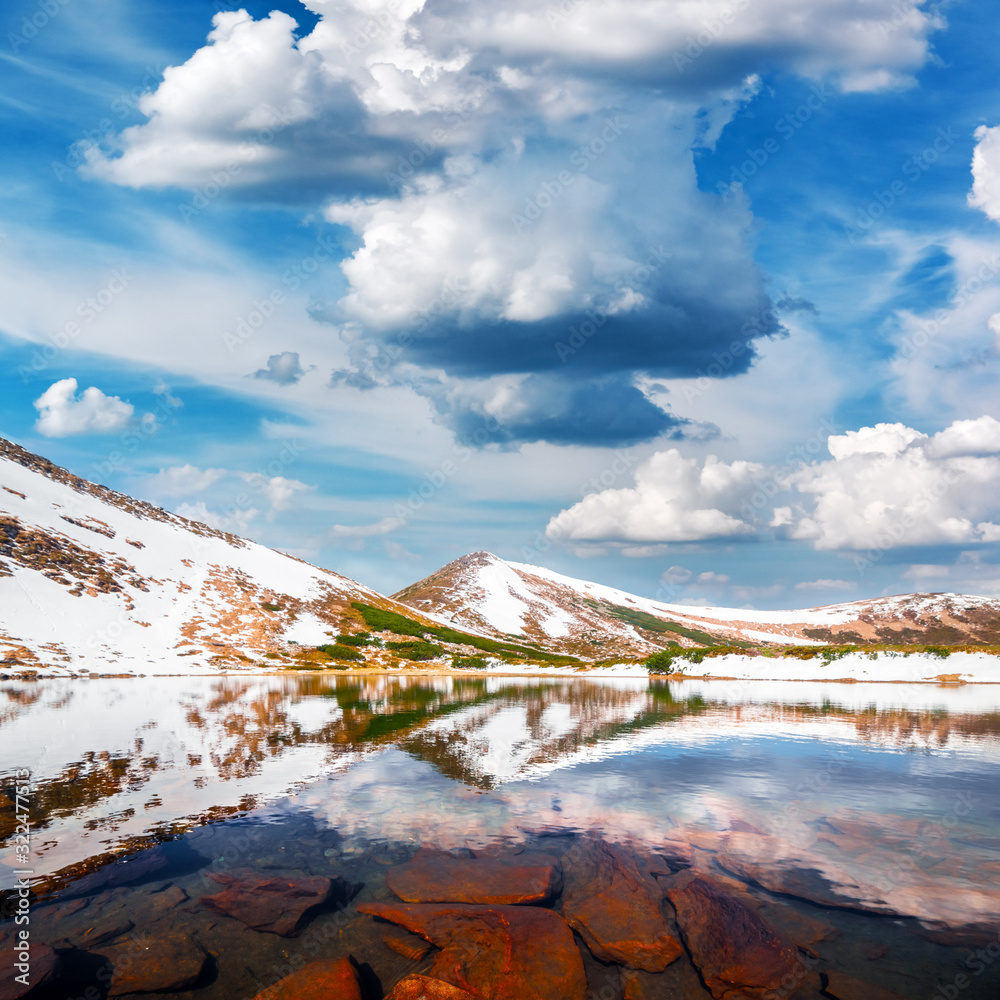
[4,435,999,675]
[0,437,435,674]
[393,551,1000,657]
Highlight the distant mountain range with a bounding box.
[394,551,1000,656]
[2,437,999,674]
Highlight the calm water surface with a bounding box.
[2,674,1000,999]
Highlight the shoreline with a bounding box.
[4,661,1000,684]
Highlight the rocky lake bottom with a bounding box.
[2,674,1000,1000]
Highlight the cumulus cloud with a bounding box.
[546,448,764,543]
[84,0,941,193]
[787,419,1000,550]
[547,417,1000,551]
[146,464,226,496]
[969,124,1000,223]
[33,378,135,437]
[252,351,313,385]
[80,0,942,446]
[240,473,314,517]
[421,371,685,447]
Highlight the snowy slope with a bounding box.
[394,551,1000,657]
[0,437,426,674]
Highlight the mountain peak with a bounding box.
[395,552,1000,656]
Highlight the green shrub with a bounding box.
[349,602,579,663]
[645,646,746,673]
[645,649,677,674]
[316,643,364,661]
[387,641,445,661]
[922,645,952,659]
[336,633,371,647]
[452,655,488,670]
[261,602,281,611]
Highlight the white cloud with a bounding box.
[888,236,1000,423]
[329,515,406,551]
[71,1,942,449]
[176,500,259,534]
[969,124,1000,224]
[621,543,671,557]
[83,0,941,194]
[83,11,329,189]
[252,351,313,385]
[546,418,1000,551]
[545,449,764,543]
[240,473,314,517]
[330,516,406,539]
[418,0,939,92]
[146,464,226,496]
[794,578,856,592]
[924,415,1000,458]
[33,378,134,437]
[661,565,693,585]
[787,421,1000,549]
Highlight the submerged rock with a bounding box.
[99,933,208,996]
[359,901,587,1000]
[620,961,714,1000]
[386,974,475,999]
[250,957,362,1000]
[561,840,683,972]
[0,939,61,1000]
[201,869,342,936]
[664,872,802,1000]
[823,970,908,1000]
[62,841,205,897]
[388,847,559,904]
[383,925,434,960]
[715,855,894,915]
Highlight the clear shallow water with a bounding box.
[3,674,1000,999]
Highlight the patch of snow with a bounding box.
[283,613,335,646]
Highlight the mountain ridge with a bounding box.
[0,436,445,673]
[3,436,1000,674]
[393,550,1000,657]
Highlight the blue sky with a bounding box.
[3,0,1000,607]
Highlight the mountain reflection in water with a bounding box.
[2,675,1000,998]
[2,674,1000,897]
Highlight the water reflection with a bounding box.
[2,675,1000,896]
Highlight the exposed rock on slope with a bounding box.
[0,437,440,673]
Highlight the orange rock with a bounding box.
[388,847,558,904]
[202,869,337,936]
[561,840,682,972]
[359,901,587,1000]
[383,926,433,960]
[385,974,475,999]
[251,958,361,1000]
[620,961,714,999]
[755,901,840,956]
[823,970,907,1000]
[100,933,208,996]
[664,872,803,1000]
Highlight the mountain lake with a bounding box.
[2,674,999,1000]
